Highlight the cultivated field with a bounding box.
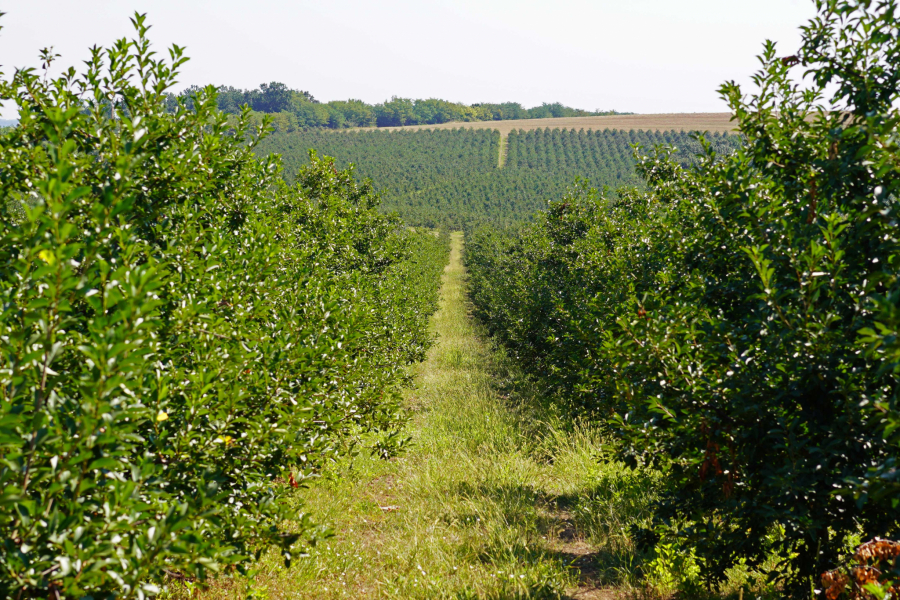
[352,112,739,134]
[258,128,741,229]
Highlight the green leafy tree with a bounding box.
[0,14,448,598]
[248,81,293,113]
[374,97,416,127]
[466,0,900,595]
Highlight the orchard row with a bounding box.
[466,2,900,596]
[0,18,449,598]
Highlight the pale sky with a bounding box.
[0,0,818,119]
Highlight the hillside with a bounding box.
[257,126,742,229]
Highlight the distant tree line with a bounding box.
[166,82,626,130]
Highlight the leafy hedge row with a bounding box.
[0,17,448,598]
[467,1,899,596]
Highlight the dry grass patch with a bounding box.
[350,113,739,135]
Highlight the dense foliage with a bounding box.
[0,16,448,598]
[466,0,900,596]
[170,82,624,130]
[257,127,741,229]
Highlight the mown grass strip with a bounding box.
[175,232,653,599]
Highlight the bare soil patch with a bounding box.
[545,510,622,600]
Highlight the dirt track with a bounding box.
[349,113,738,134]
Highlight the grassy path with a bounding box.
[193,233,644,599]
[497,132,507,168]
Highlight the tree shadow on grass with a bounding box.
[447,481,648,593]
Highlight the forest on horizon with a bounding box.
[166,81,627,129]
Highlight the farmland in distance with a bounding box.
[256,122,742,229]
[349,112,739,135]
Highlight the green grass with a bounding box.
[166,232,781,600]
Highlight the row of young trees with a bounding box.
[169,83,625,130]
[257,127,499,196]
[0,17,449,598]
[506,128,739,172]
[465,1,899,597]
[256,127,740,230]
